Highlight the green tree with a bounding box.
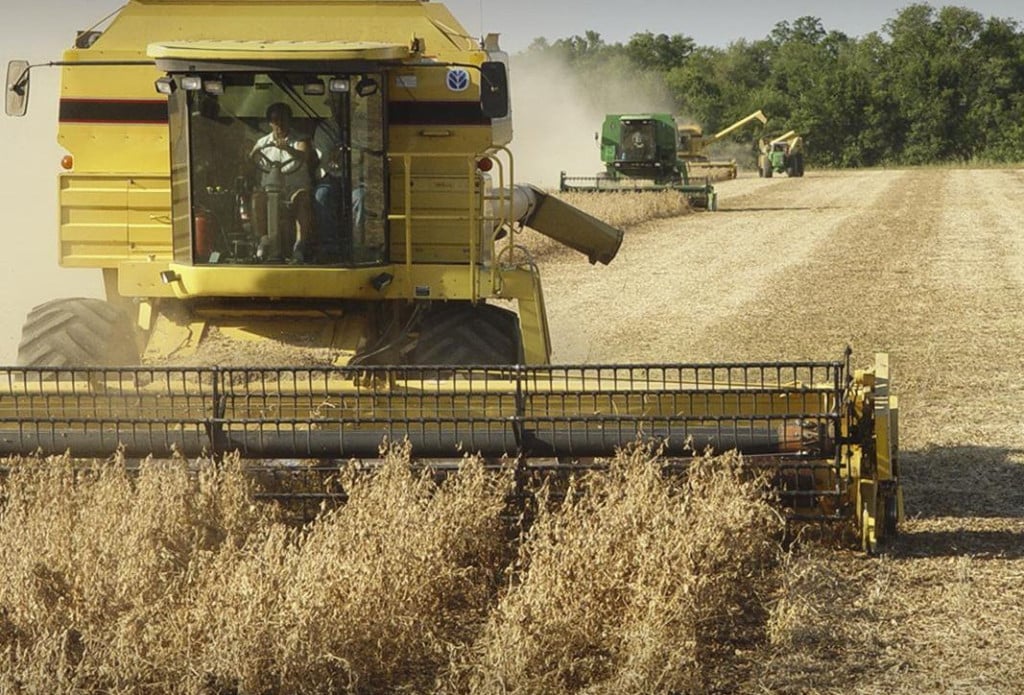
[519,4,1024,167]
[884,4,986,162]
[626,32,695,71]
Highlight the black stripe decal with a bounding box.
[388,101,489,126]
[59,99,168,124]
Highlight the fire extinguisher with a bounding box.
[194,208,217,260]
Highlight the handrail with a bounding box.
[386,149,516,302]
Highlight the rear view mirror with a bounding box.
[480,61,508,119]
[6,60,30,117]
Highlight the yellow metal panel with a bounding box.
[500,268,550,364]
[388,230,476,262]
[58,124,170,175]
[127,177,173,258]
[389,174,476,207]
[60,174,173,267]
[388,170,483,264]
[167,264,403,299]
[148,40,412,61]
[140,262,492,301]
[117,261,177,298]
[388,126,494,156]
[59,223,127,244]
[60,236,132,267]
[79,2,477,57]
[126,177,172,205]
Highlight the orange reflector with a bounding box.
[477,157,493,172]
[60,155,74,170]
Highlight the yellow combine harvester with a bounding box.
[2,0,900,552]
[677,110,767,179]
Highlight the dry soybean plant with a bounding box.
[0,447,514,694]
[517,190,692,262]
[188,445,514,694]
[0,452,270,693]
[446,446,784,694]
[559,190,693,230]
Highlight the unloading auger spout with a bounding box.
[505,184,624,265]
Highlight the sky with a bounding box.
[7,0,1024,57]
[2,0,1023,360]
[446,0,1024,52]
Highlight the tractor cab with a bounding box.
[156,58,388,268]
[767,140,790,169]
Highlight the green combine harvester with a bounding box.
[560,113,718,210]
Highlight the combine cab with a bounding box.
[3,0,896,551]
[560,113,717,210]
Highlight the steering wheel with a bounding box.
[252,141,302,175]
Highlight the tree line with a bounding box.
[522,4,1024,166]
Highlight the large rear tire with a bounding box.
[17,298,139,367]
[789,153,805,177]
[411,303,523,365]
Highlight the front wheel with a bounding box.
[17,298,139,367]
[411,303,523,365]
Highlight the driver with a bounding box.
[250,102,315,262]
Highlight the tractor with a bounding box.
[759,130,806,177]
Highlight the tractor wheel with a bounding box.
[795,154,806,177]
[764,164,773,179]
[17,298,139,367]
[411,303,523,365]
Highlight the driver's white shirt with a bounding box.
[252,131,311,196]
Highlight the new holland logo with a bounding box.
[446,68,470,92]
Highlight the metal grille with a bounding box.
[0,360,846,463]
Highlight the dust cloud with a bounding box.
[0,68,101,364]
[506,52,676,189]
[706,138,760,171]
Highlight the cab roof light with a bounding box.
[154,76,176,95]
[203,79,224,95]
[180,75,202,91]
[303,80,325,96]
[328,78,350,93]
